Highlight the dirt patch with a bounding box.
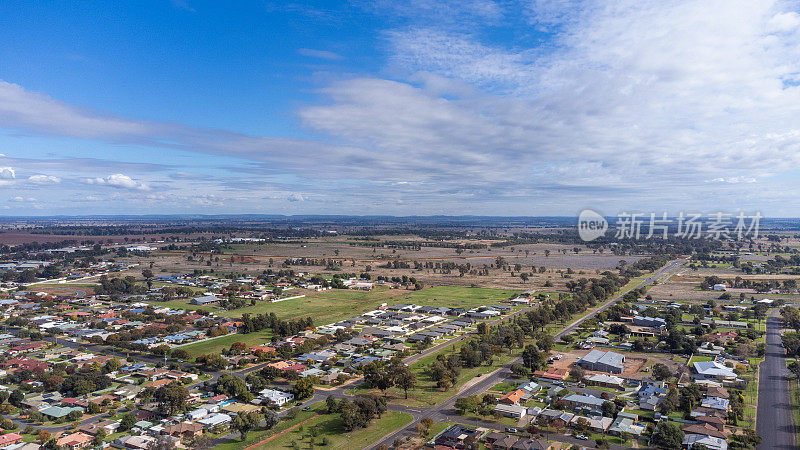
[550,349,680,379]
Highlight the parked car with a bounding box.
[505,427,518,433]
[576,435,588,440]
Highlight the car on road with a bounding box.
[505,427,518,433]
[576,435,588,440]
[303,406,311,411]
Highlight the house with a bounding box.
[561,394,605,411]
[40,405,83,419]
[682,423,727,440]
[79,419,119,436]
[713,320,748,329]
[55,432,93,450]
[499,389,526,405]
[113,435,158,450]
[0,433,23,448]
[434,424,481,448]
[608,413,645,436]
[633,316,666,329]
[518,381,541,393]
[187,407,210,421]
[163,422,204,439]
[639,394,663,411]
[190,295,219,305]
[483,431,507,445]
[693,361,737,381]
[540,410,574,428]
[706,386,729,399]
[510,438,554,450]
[572,415,613,432]
[704,331,738,344]
[697,415,726,432]
[259,389,294,406]
[587,373,624,388]
[198,413,232,428]
[492,435,520,449]
[494,403,527,418]
[683,433,728,450]
[701,396,730,411]
[575,350,625,373]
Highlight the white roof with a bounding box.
[198,413,231,426]
[693,361,736,378]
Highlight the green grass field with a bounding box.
[789,374,800,442]
[146,285,521,327]
[177,329,273,357]
[251,410,413,450]
[350,338,520,407]
[215,404,324,450]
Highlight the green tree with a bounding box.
[293,377,315,400]
[155,383,189,415]
[393,365,416,399]
[119,413,137,431]
[232,411,260,441]
[652,363,673,381]
[653,422,684,449]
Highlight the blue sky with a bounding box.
[1,0,800,216]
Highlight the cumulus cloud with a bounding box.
[85,174,149,190]
[287,193,307,202]
[27,174,61,185]
[11,196,36,202]
[0,167,15,179]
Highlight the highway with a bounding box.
[756,309,796,449]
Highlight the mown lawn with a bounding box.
[251,410,413,449]
[215,404,324,450]
[177,329,273,357]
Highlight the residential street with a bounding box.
[756,310,796,449]
[369,258,686,449]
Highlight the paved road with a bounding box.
[756,310,796,450]
[370,258,686,449]
[553,258,686,341]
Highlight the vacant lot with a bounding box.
[252,410,413,450]
[551,348,682,380]
[177,329,273,358]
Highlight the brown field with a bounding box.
[552,348,683,379]
[114,240,643,291]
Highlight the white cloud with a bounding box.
[0,167,15,179]
[707,177,757,184]
[11,196,36,202]
[298,48,342,60]
[287,193,307,202]
[85,174,149,190]
[27,174,61,185]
